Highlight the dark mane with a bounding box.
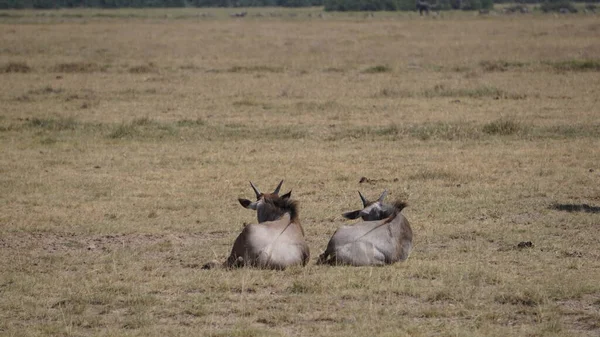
[392,200,408,212]
[383,200,408,224]
[265,197,299,222]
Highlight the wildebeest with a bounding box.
[416,0,432,15]
[317,190,413,266]
[203,180,309,270]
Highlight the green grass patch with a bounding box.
[409,169,464,182]
[26,117,79,131]
[209,327,282,337]
[10,116,599,143]
[107,124,137,139]
[232,99,262,107]
[51,62,107,73]
[27,86,64,96]
[545,59,600,72]
[408,122,479,141]
[495,289,546,307]
[226,65,284,73]
[482,118,525,136]
[108,118,176,139]
[536,123,600,139]
[362,65,392,74]
[176,118,206,127]
[287,281,313,294]
[322,67,346,73]
[422,85,526,99]
[327,125,400,141]
[1,62,32,73]
[295,101,341,111]
[375,88,414,98]
[0,12,24,18]
[128,63,157,74]
[479,60,528,72]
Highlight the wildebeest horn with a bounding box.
[378,190,388,202]
[358,191,368,207]
[273,180,284,195]
[249,181,261,199]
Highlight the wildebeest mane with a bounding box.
[393,200,408,212]
[383,200,408,224]
[264,196,299,222]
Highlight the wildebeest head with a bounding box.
[238,180,293,223]
[342,190,406,221]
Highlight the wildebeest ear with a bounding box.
[342,210,361,219]
[377,189,388,202]
[358,191,369,207]
[273,180,284,195]
[238,198,256,209]
[281,190,292,199]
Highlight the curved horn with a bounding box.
[273,180,284,195]
[358,191,368,207]
[249,181,261,199]
[378,189,388,202]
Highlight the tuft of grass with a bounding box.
[287,279,321,294]
[537,124,600,139]
[209,327,281,337]
[52,62,106,73]
[482,118,525,135]
[545,59,600,72]
[128,63,157,74]
[422,84,526,99]
[295,101,339,111]
[40,137,58,145]
[327,125,399,141]
[0,12,24,18]
[108,118,176,139]
[288,281,312,294]
[27,86,64,95]
[328,122,481,141]
[322,67,345,73]
[26,117,78,131]
[176,118,206,127]
[408,122,479,141]
[131,117,154,126]
[257,125,307,140]
[108,123,137,139]
[479,60,528,72]
[233,99,261,107]
[362,65,392,74]
[426,289,456,303]
[375,88,414,98]
[1,62,32,73]
[226,65,283,73]
[409,169,463,182]
[495,289,546,307]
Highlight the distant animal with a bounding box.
[416,0,432,15]
[203,180,309,270]
[230,11,247,18]
[317,190,413,266]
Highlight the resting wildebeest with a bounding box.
[203,181,309,270]
[317,190,413,266]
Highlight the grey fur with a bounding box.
[318,191,412,266]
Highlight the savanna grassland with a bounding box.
[1,8,599,337]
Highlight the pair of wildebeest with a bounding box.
[203,180,413,270]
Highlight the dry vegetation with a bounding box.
[1,8,600,337]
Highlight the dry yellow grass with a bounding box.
[1,8,599,337]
